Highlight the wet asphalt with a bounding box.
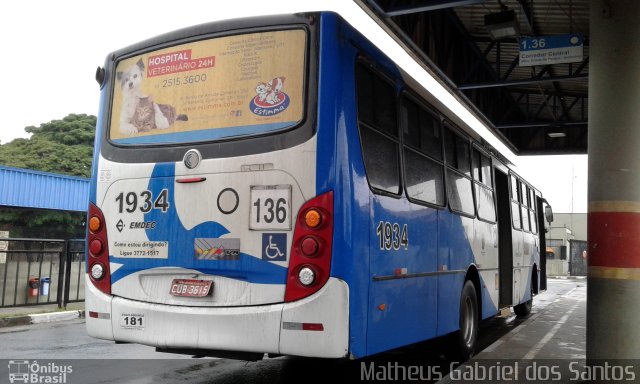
[0,279,581,383]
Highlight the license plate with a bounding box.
[169,279,213,297]
[249,185,292,230]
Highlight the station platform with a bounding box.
[439,278,589,383]
[477,280,586,360]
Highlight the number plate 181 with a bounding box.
[249,185,291,230]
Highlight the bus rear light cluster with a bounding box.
[285,191,333,302]
[88,202,111,295]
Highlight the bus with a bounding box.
[86,11,553,360]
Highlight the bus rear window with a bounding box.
[109,29,306,145]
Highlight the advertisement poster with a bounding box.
[110,29,306,144]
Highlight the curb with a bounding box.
[0,310,84,328]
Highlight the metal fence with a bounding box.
[0,238,85,309]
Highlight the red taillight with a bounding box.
[285,191,333,302]
[88,202,111,295]
[300,236,320,257]
[89,239,103,255]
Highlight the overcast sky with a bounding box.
[0,0,587,213]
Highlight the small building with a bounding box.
[546,213,587,276]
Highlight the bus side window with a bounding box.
[444,128,471,177]
[510,175,522,229]
[401,95,445,206]
[472,148,496,222]
[356,62,400,195]
[528,187,538,234]
[519,179,530,232]
[444,125,474,216]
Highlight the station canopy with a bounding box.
[357,0,589,155]
[0,166,89,212]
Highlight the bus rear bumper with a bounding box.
[86,276,349,358]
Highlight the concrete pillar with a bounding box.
[587,0,640,359]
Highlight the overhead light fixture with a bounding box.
[547,127,567,138]
[484,9,520,40]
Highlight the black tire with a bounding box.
[458,280,479,361]
[514,289,533,317]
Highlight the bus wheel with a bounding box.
[458,280,478,361]
[514,287,533,317]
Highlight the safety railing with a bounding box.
[0,238,85,309]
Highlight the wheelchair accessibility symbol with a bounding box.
[262,233,287,261]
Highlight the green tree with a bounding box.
[0,114,96,177]
[0,114,96,238]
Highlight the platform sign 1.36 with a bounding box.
[519,33,583,67]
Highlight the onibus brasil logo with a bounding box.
[8,360,72,383]
[250,77,290,116]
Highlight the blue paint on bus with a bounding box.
[315,13,507,357]
[109,162,288,284]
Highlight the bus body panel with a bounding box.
[473,218,500,318]
[85,276,114,341]
[94,135,317,307]
[279,278,349,357]
[366,194,439,355]
[331,14,526,356]
[88,275,349,358]
[331,14,506,356]
[437,212,469,339]
[317,13,372,359]
[508,173,542,306]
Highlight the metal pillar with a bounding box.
[587,0,640,359]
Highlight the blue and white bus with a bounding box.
[86,11,553,360]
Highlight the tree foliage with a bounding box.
[0,114,96,177]
[0,207,85,239]
[0,114,96,238]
